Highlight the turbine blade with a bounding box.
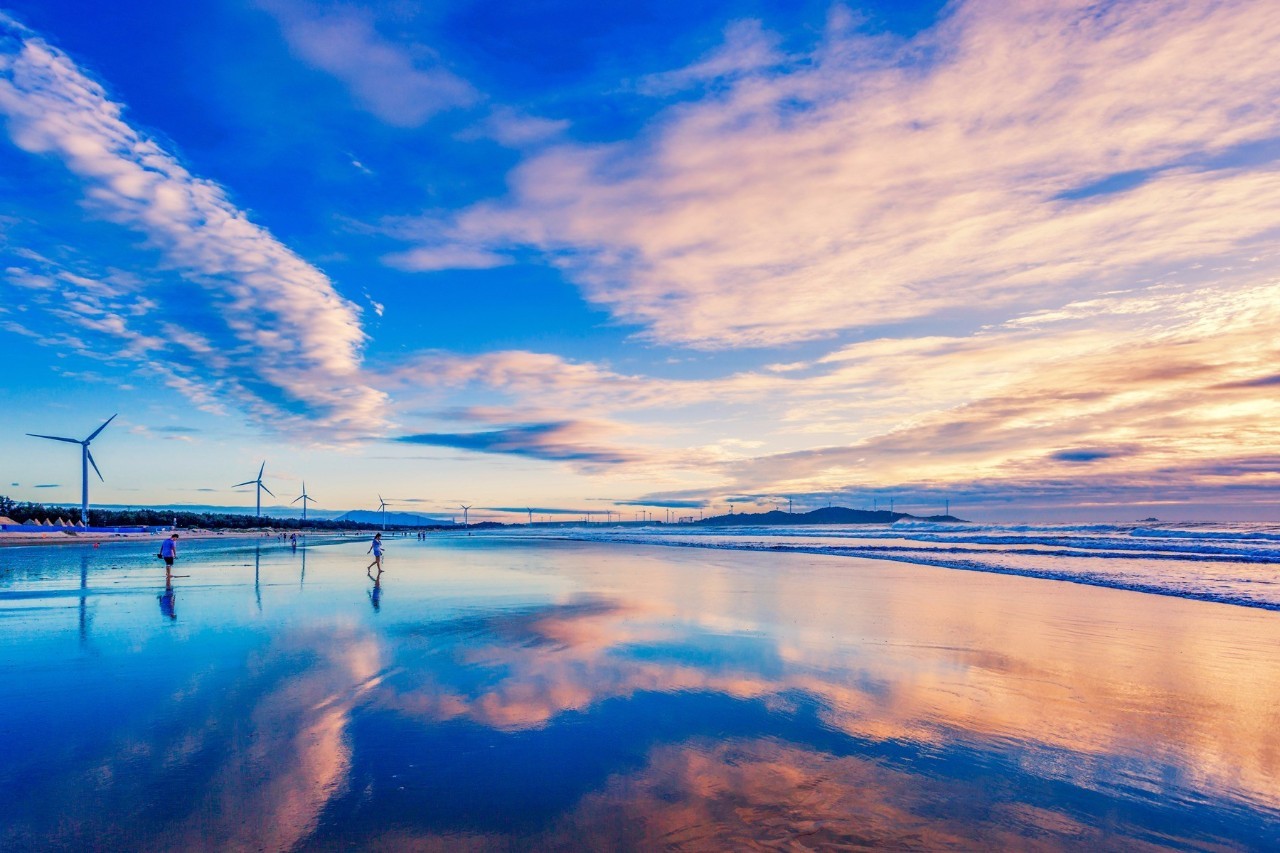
[86,413,117,443]
[258,461,265,479]
[27,433,80,444]
[291,495,303,504]
[261,484,276,498]
[87,449,104,482]
[232,480,256,487]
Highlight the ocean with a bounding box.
[516,519,1280,610]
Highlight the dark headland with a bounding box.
[695,507,965,526]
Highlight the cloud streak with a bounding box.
[0,16,385,436]
[396,421,644,466]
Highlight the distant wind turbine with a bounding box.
[232,462,274,518]
[292,482,316,521]
[527,507,533,525]
[377,495,388,530]
[460,504,471,527]
[28,414,116,526]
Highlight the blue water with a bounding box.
[519,519,1280,610]
[2,532,1279,850]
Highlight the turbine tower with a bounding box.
[292,482,316,521]
[28,414,116,526]
[233,462,274,518]
[377,495,388,530]
[460,504,471,527]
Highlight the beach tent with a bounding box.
[0,516,16,526]
[55,517,68,527]
[75,520,86,528]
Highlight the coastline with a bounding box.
[0,528,350,549]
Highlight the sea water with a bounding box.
[522,519,1280,610]
[2,532,1279,849]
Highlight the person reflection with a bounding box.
[159,569,177,621]
[367,568,382,612]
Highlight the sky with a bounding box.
[1,0,1278,524]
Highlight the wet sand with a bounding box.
[1,535,1277,849]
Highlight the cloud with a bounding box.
[396,0,1280,349]
[635,19,784,96]
[381,244,511,273]
[611,498,707,509]
[461,106,569,149]
[1214,373,1280,389]
[0,16,386,436]
[257,0,476,127]
[1051,448,1127,464]
[396,421,642,466]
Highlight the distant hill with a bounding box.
[697,507,964,526]
[335,509,453,528]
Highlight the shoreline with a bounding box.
[0,528,363,549]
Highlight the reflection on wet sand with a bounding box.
[3,540,1279,850]
[0,620,382,851]
[361,569,1280,824]
[158,570,176,621]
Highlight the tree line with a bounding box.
[0,497,379,531]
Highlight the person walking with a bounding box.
[158,533,179,571]
[367,532,384,572]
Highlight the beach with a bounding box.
[2,531,1277,850]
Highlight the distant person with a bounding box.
[290,532,297,550]
[367,533,384,572]
[158,533,179,570]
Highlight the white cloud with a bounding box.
[257,0,476,127]
[635,19,784,96]
[400,0,1280,349]
[0,15,386,436]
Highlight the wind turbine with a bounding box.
[292,482,315,521]
[527,507,533,525]
[233,462,274,518]
[460,504,471,527]
[28,414,116,526]
[377,495,388,529]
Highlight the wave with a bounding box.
[599,525,1280,561]
[501,522,1280,611]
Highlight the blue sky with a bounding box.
[2,0,1279,522]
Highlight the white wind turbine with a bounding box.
[377,495,388,529]
[233,462,274,518]
[292,482,315,521]
[460,504,471,527]
[28,414,116,526]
